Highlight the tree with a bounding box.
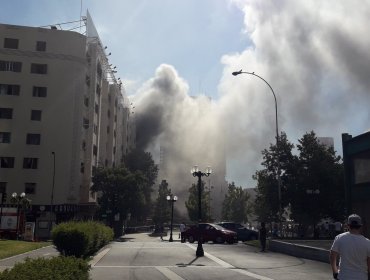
[185,181,211,222]
[124,148,158,221]
[221,182,252,223]
[253,132,296,223]
[152,180,171,227]
[253,131,345,235]
[91,167,147,237]
[288,131,345,228]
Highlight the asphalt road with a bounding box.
[0,232,332,279]
[90,232,332,280]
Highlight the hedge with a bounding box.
[0,256,90,280]
[52,221,113,258]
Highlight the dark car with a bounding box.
[217,222,258,241]
[182,223,237,244]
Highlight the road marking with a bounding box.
[93,265,222,268]
[185,243,274,280]
[89,248,111,267]
[156,267,186,280]
[233,269,274,280]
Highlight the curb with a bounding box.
[269,240,330,263]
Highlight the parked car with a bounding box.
[182,223,237,244]
[217,222,258,241]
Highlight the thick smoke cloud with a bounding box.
[133,0,370,188]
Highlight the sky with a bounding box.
[1,0,370,188]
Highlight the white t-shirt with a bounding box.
[179,224,186,232]
[331,232,370,280]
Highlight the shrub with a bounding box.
[0,256,90,280]
[52,221,113,258]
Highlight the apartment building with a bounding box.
[0,13,133,237]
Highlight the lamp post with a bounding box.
[50,151,56,235]
[11,192,26,240]
[232,69,282,229]
[166,194,178,242]
[306,189,320,238]
[191,165,212,257]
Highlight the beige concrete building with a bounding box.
[0,13,134,237]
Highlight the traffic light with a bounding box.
[2,193,6,204]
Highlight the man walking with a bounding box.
[259,222,267,252]
[179,222,186,243]
[330,214,370,280]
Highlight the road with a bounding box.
[0,232,332,279]
[90,232,332,280]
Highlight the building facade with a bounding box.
[342,132,370,237]
[0,14,134,237]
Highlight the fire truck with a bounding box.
[0,207,25,239]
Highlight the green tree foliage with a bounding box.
[152,180,171,226]
[124,148,158,221]
[253,131,345,228]
[221,182,252,223]
[287,131,345,226]
[185,181,211,222]
[91,167,147,236]
[253,132,295,223]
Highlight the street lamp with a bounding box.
[166,194,178,242]
[232,69,282,228]
[50,151,56,235]
[306,189,320,238]
[191,165,212,257]
[11,192,27,240]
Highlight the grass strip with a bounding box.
[0,240,51,260]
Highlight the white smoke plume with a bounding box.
[132,0,370,190]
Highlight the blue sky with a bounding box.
[1,1,370,188]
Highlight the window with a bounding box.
[96,84,101,95]
[107,110,111,118]
[86,75,90,87]
[36,41,46,51]
[84,97,89,107]
[93,125,97,134]
[107,126,110,134]
[0,84,20,95]
[0,60,22,72]
[80,162,84,173]
[31,110,42,121]
[25,183,36,194]
[26,134,41,145]
[0,157,14,168]
[0,108,13,119]
[31,63,47,74]
[23,158,38,169]
[0,132,11,143]
[0,182,6,193]
[93,145,97,155]
[32,86,47,97]
[4,38,19,49]
[83,118,89,129]
[95,104,99,114]
[97,62,102,79]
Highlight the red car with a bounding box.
[182,223,237,244]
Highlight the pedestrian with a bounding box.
[259,222,267,252]
[330,214,370,280]
[179,222,186,243]
[334,221,342,236]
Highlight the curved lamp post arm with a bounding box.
[232,70,278,140]
[232,69,282,226]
